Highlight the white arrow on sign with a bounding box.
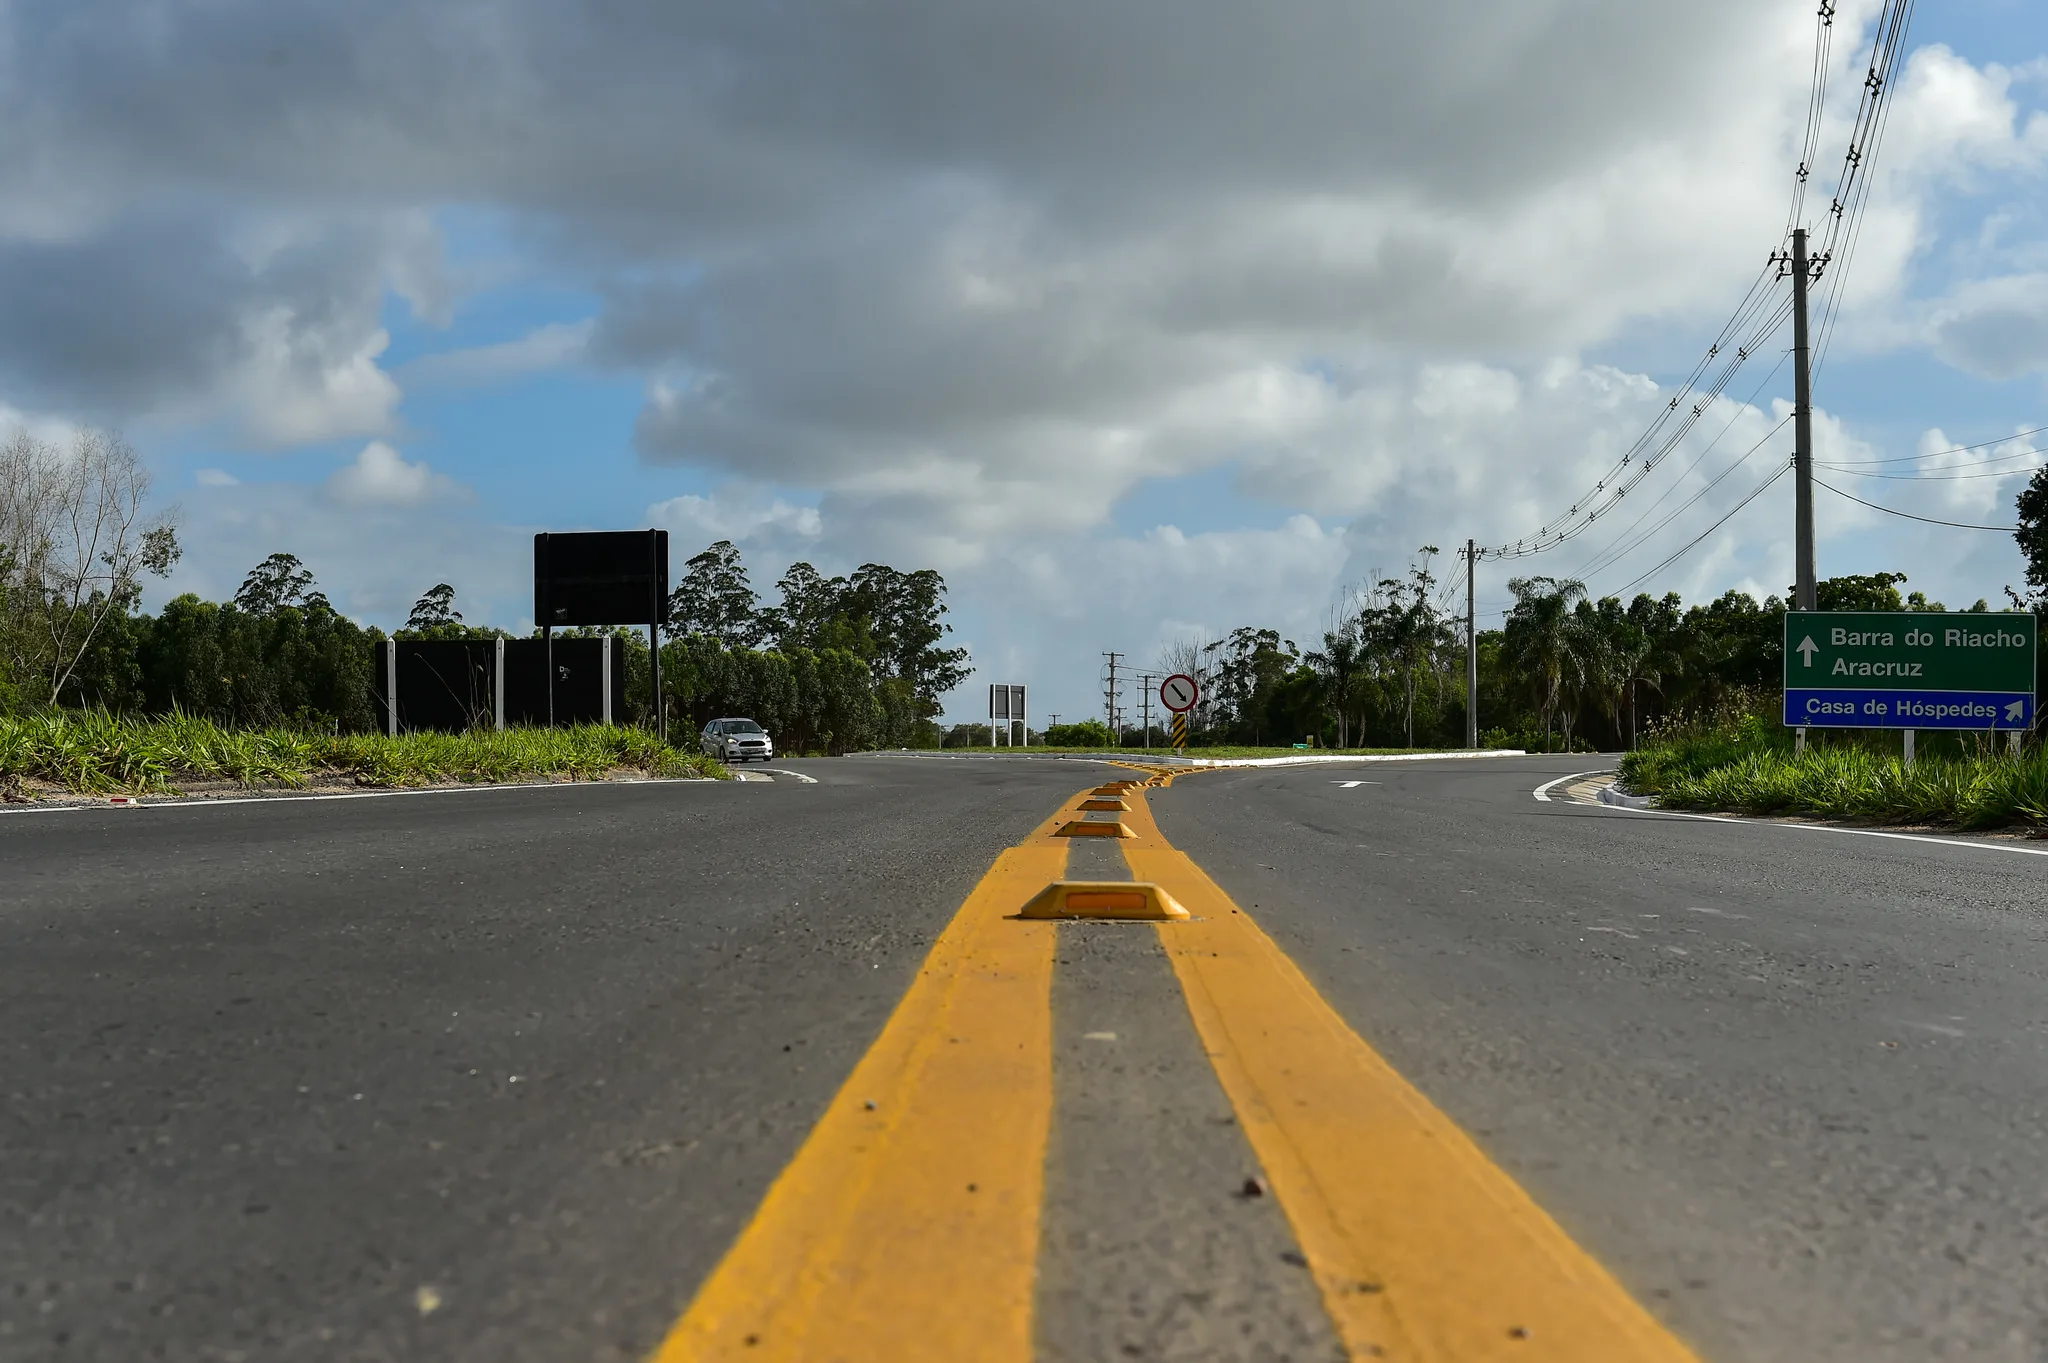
[1796,635,1819,667]
[2006,700,2025,723]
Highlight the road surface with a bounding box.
[3,754,2045,1360]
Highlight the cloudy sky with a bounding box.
[5,0,2047,725]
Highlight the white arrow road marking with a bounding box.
[1332,780,1381,788]
[1797,635,1819,666]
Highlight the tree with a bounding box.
[1503,576,1589,751]
[406,584,461,631]
[2016,466,2048,608]
[843,563,970,711]
[669,541,761,646]
[1203,626,1297,744]
[1308,627,1363,748]
[762,561,846,651]
[235,553,321,616]
[1812,571,1908,611]
[0,426,181,706]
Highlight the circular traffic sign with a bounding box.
[1160,673,1199,713]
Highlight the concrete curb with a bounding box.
[1598,782,1657,810]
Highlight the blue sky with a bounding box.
[5,0,2047,725]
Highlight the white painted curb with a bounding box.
[1598,783,1656,810]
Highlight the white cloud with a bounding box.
[324,440,469,509]
[194,468,239,487]
[3,0,2043,701]
[402,319,593,387]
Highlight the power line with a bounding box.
[1815,424,2048,466]
[1570,351,1794,580]
[1611,462,1792,598]
[1788,1,1839,238]
[1808,0,1917,384]
[1579,413,1792,585]
[1818,458,2046,482]
[1475,279,1790,563]
[1813,476,2020,531]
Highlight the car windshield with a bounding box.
[727,721,763,734]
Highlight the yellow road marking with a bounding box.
[650,796,1088,1362]
[1119,790,1702,1363]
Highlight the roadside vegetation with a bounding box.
[1620,691,2048,832]
[0,711,725,799]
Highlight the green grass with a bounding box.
[1620,695,2046,830]
[1630,746,2048,830]
[0,710,726,797]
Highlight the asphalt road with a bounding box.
[5,753,2047,1361]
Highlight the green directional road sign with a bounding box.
[1783,610,2037,730]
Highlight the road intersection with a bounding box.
[4,755,2044,1360]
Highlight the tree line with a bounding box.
[1133,555,2019,753]
[1,432,967,751]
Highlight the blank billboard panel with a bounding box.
[535,531,669,627]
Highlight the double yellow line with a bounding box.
[654,782,1700,1362]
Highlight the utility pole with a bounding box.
[1102,652,1123,746]
[1465,537,1478,749]
[1137,672,1155,748]
[1790,228,1818,756]
[1792,227,1816,612]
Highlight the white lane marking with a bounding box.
[761,768,820,784]
[1331,780,1381,788]
[0,777,724,816]
[1532,769,1610,803]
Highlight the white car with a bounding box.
[702,717,774,763]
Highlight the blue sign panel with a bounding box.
[1783,688,2034,730]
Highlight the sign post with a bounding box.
[1783,612,2036,736]
[988,683,1026,747]
[1160,673,1199,754]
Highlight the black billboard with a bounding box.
[503,638,625,727]
[534,530,669,627]
[372,637,627,734]
[372,640,498,735]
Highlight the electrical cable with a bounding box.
[1610,462,1791,597]
[1817,458,2046,482]
[1812,476,2020,530]
[1815,423,2048,465]
[1570,351,1794,579]
[1578,412,1793,581]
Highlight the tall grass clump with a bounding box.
[1621,688,2048,830]
[0,709,725,796]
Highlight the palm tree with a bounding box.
[1503,576,1589,751]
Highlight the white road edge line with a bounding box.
[0,776,725,816]
[760,768,819,784]
[1533,771,2048,860]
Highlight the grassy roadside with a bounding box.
[0,711,727,799]
[1619,702,2048,831]
[941,744,1475,759]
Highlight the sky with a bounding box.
[4,0,2047,727]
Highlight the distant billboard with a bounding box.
[534,530,669,627]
